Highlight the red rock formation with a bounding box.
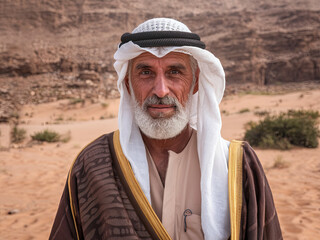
[0,0,319,121]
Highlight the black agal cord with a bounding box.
[119,31,206,49]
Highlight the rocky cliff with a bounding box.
[0,0,319,121]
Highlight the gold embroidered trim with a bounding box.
[113,130,172,240]
[228,140,243,240]
[68,158,80,240]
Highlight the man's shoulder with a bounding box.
[80,132,114,154]
[241,141,262,165]
[228,140,264,172]
[71,132,116,173]
[238,141,269,182]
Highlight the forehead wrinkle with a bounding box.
[132,52,190,68]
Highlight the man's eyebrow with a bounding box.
[135,63,151,69]
[168,63,187,70]
[135,63,187,70]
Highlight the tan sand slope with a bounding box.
[0,89,320,239]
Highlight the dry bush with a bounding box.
[11,126,26,143]
[272,156,289,169]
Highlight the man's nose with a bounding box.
[153,73,170,98]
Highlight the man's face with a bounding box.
[126,52,198,139]
[128,52,197,119]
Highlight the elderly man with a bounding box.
[50,18,282,240]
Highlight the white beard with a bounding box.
[131,90,192,140]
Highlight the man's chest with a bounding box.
[146,132,204,240]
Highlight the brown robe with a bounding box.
[49,132,282,240]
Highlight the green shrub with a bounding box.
[101,102,109,108]
[238,108,250,114]
[244,110,320,149]
[31,129,61,142]
[286,109,320,119]
[55,115,64,121]
[69,98,85,105]
[60,131,71,143]
[254,110,269,117]
[11,126,27,143]
[272,156,289,169]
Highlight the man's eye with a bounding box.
[170,70,180,74]
[141,70,151,75]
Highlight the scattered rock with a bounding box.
[7,209,20,215]
[78,71,100,82]
[85,80,95,86]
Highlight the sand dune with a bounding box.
[0,90,320,239]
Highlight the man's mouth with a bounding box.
[148,104,175,109]
[147,104,176,118]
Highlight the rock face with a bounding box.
[0,0,319,121]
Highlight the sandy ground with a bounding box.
[0,90,320,239]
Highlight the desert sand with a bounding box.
[0,89,320,239]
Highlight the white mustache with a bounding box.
[143,95,179,110]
